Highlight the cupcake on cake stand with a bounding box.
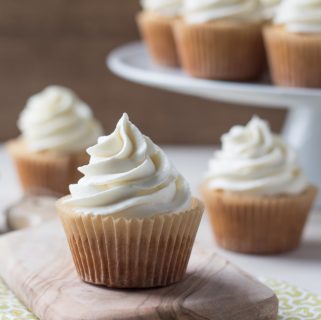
[107,42,321,206]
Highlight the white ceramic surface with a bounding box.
[107,42,321,205]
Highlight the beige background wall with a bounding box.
[0,0,286,143]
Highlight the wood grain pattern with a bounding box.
[0,220,278,320]
[0,0,285,143]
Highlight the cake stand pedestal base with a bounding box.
[283,106,321,205]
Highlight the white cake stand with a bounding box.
[107,42,321,205]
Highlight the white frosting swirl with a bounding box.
[206,117,308,196]
[18,86,103,153]
[140,0,182,16]
[260,0,280,20]
[275,0,321,33]
[183,0,262,24]
[64,113,192,217]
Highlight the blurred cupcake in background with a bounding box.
[201,117,317,254]
[57,113,203,288]
[7,86,103,196]
[174,0,265,80]
[260,0,281,22]
[137,0,182,66]
[264,0,321,88]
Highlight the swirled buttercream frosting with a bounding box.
[206,117,308,196]
[18,86,103,153]
[261,0,280,20]
[183,0,262,24]
[64,113,192,217]
[140,0,182,16]
[275,0,321,33]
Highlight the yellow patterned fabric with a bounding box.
[0,279,36,320]
[262,278,321,320]
[0,277,321,319]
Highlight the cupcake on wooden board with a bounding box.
[264,0,321,88]
[174,0,265,80]
[57,113,204,288]
[201,117,317,254]
[137,0,182,66]
[7,86,103,196]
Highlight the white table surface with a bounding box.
[1,145,321,295]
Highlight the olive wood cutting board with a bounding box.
[0,220,278,320]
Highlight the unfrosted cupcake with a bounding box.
[57,113,203,288]
[264,0,321,88]
[174,0,265,80]
[201,117,317,254]
[7,86,103,195]
[137,0,182,66]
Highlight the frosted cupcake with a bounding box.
[264,0,321,88]
[201,117,317,254]
[174,0,265,80]
[7,86,103,195]
[57,113,203,288]
[137,0,182,66]
[260,0,280,21]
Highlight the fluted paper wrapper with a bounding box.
[137,12,179,67]
[174,20,265,80]
[264,26,321,88]
[57,198,203,288]
[201,185,317,254]
[6,138,88,196]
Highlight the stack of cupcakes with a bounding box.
[201,117,317,254]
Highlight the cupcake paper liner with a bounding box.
[57,197,203,288]
[174,20,265,80]
[201,185,317,254]
[7,138,88,196]
[137,12,179,67]
[264,26,321,88]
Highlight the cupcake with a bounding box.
[264,0,321,88]
[260,0,280,22]
[57,113,203,288]
[174,0,265,80]
[7,86,103,196]
[201,117,317,254]
[137,0,182,67]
